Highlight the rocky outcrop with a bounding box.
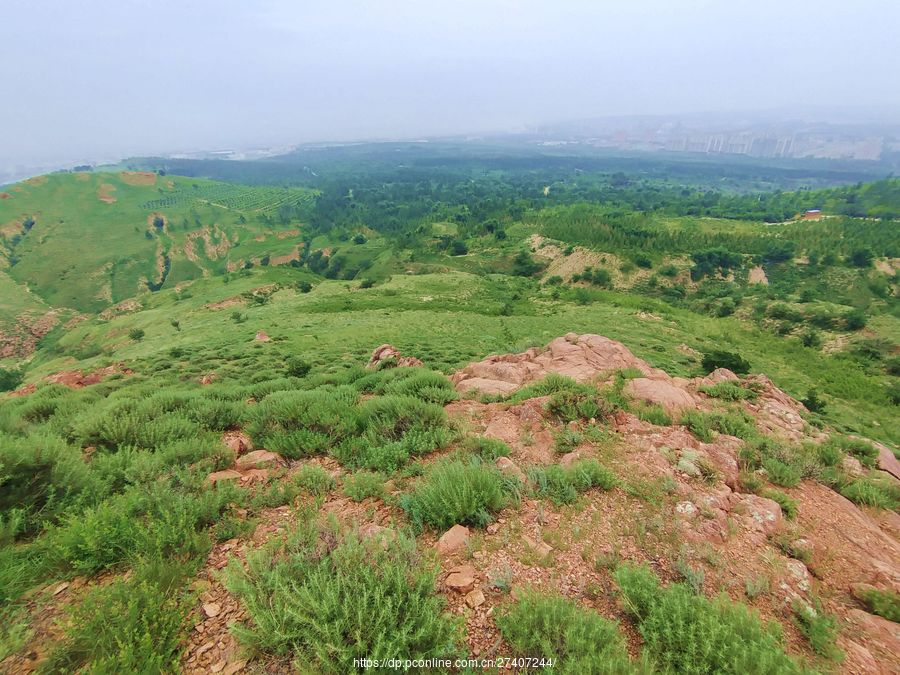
[451,333,664,395]
[366,344,424,370]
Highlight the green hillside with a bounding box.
[0,171,316,313]
[0,157,898,673]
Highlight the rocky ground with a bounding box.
[5,334,899,673]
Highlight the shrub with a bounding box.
[633,403,672,426]
[342,471,386,502]
[401,458,516,530]
[762,489,797,519]
[462,436,511,461]
[293,464,336,496]
[43,572,191,673]
[701,350,751,375]
[681,409,756,443]
[0,367,24,392]
[225,526,461,672]
[496,591,637,674]
[853,587,900,623]
[793,599,843,662]
[546,387,611,422]
[840,478,899,510]
[286,357,312,378]
[762,458,802,488]
[615,563,803,673]
[528,460,617,506]
[700,381,756,401]
[825,435,878,468]
[128,328,145,341]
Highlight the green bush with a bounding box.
[43,569,191,673]
[292,464,336,496]
[225,526,461,673]
[793,599,843,662]
[701,350,751,375]
[615,563,804,674]
[853,587,900,623]
[496,591,639,674]
[0,432,96,536]
[0,367,24,392]
[825,435,878,468]
[546,386,615,423]
[48,482,239,574]
[839,478,899,510]
[762,489,798,520]
[401,458,517,530]
[681,409,756,443]
[462,436,511,461]
[633,403,672,426]
[699,381,757,401]
[343,471,386,502]
[286,357,312,378]
[763,458,802,488]
[528,459,617,506]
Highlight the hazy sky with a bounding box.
[2,0,899,165]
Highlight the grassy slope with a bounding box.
[31,266,898,446]
[0,172,315,315]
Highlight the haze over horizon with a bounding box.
[2,0,899,168]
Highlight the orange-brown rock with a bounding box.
[234,450,283,470]
[366,344,424,369]
[436,525,470,556]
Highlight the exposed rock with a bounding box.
[624,377,697,413]
[436,525,470,556]
[872,441,900,481]
[738,494,783,540]
[495,456,527,481]
[202,603,221,618]
[842,455,865,478]
[452,333,664,395]
[238,469,270,484]
[207,470,242,484]
[559,451,581,467]
[445,565,477,593]
[234,450,283,470]
[199,373,217,385]
[254,331,270,342]
[366,344,423,370]
[699,368,739,387]
[221,431,252,455]
[465,589,486,608]
[522,535,553,558]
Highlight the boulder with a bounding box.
[254,331,270,342]
[436,525,470,556]
[465,589,486,608]
[445,565,477,593]
[624,377,697,413]
[559,451,581,467]
[207,469,242,484]
[522,535,552,558]
[873,441,900,481]
[235,450,283,470]
[366,344,423,370]
[452,334,665,395]
[496,456,527,481]
[222,430,252,455]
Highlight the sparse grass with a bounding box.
[528,459,617,506]
[793,598,844,663]
[680,408,756,443]
[225,524,462,672]
[699,381,758,401]
[762,488,798,519]
[400,458,518,530]
[853,587,900,623]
